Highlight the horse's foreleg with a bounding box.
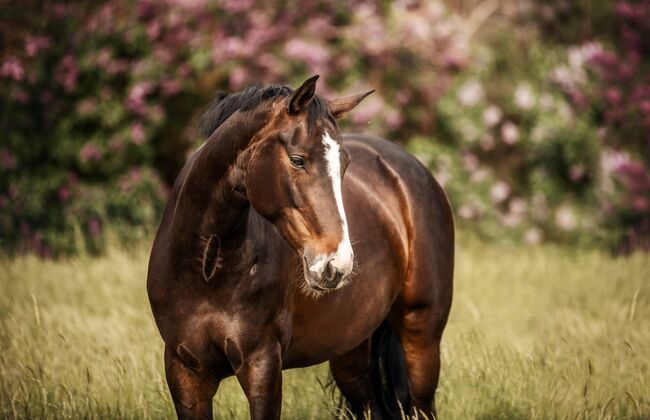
[234,341,283,420]
[164,345,219,420]
[329,339,376,418]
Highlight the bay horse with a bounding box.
[147,75,454,419]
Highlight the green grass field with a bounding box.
[1,240,648,419]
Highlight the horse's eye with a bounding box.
[289,155,306,169]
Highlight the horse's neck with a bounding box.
[170,113,262,244]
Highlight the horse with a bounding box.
[147,75,454,419]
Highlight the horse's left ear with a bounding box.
[328,90,375,119]
[289,75,319,115]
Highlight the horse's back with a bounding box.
[342,134,454,331]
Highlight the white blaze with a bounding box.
[321,132,354,276]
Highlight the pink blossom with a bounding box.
[55,55,79,92]
[221,0,253,13]
[77,99,97,115]
[639,100,650,116]
[12,88,29,104]
[284,39,330,69]
[1,56,25,81]
[147,20,161,41]
[352,96,384,124]
[229,67,248,90]
[501,122,519,145]
[569,165,585,182]
[52,2,68,18]
[58,186,71,202]
[126,81,154,115]
[457,79,484,107]
[385,109,404,130]
[479,134,495,151]
[96,48,112,67]
[109,136,125,152]
[458,204,477,220]
[632,196,649,212]
[131,122,146,145]
[483,105,503,128]
[490,181,511,203]
[514,83,536,110]
[524,227,543,244]
[501,211,523,227]
[79,143,103,163]
[161,78,182,96]
[555,206,577,231]
[0,149,17,170]
[605,87,622,104]
[88,218,102,237]
[462,153,480,172]
[8,184,19,199]
[25,36,51,57]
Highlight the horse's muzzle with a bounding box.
[302,254,352,291]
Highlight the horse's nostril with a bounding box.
[324,261,335,282]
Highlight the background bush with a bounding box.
[1,0,649,255]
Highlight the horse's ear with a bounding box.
[288,75,319,115]
[328,90,375,119]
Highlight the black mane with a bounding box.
[199,84,333,138]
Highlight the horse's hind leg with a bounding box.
[164,345,218,420]
[330,340,377,419]
[396,311,444,418]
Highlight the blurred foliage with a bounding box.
[0,0,649,255]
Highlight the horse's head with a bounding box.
[243,76,372,293]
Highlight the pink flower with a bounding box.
[501,122,519,145]
[458,204,477,220]
[490,181,511,203]
[606,88,622,104]
[221,0,253,13]
[12,88,29,104]
[126,81,154,115]
[457,79,484,107]
[1,56,25,81]
[109,136,124,152]
[483,105,503,128]
[284,39,330,69]
[569,165,585,182]
[55,55,79,92]
[229,67,248,90]
[131,122,146,145]
[88,218,102,237]
[25,36,51,57]
[0,149,17,170]
[161,78,182,96]
[352,96,384,124]
[77,99,97,115]
[524,227,543,244]
[514,83,536,110]
[555,206,577,231]
[79,143,103,163]
[461,152,480,171]
[58,186,71,202]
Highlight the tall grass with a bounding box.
[0,241,648,419]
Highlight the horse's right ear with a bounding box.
[288,75,319,115]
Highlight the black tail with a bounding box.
[370,321,411,419]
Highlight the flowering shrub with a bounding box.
[1,0,649,255]
[0,0,467,256]
[406,0,650,251]
[411,40,603,246]
[546,0,650,251]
